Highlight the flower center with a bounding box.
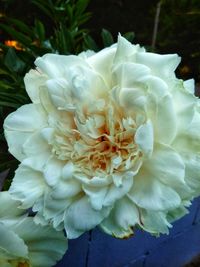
[51,102,141,176]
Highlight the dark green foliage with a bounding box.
[156,0,200,81]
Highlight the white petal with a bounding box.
[22,130,50,157]
[43,157,65,186]
[140,209,171,235]
[145,75,169,99]
[114,35,145,65]
[35,54,88,78]
[87,46,116,87]
[128,144,185,209]
[136,52,181,78]
[12,217,67,267]
[0,223,28,259]
[167,205,189,223]
[183,79,195,94]
[22,152,50,172]
[64,196,111,238]
[135,120,154,156]
[100,197,139,238]
[9,164,45,209]
[82,185,108,210]
[113,62,150,87]
[4,104,47,161]
[103,173,134,206]
[62,162,74,180]
[4,104,47,132]
[0,192,26,219]
[24,69,47,103]
[152,94,177,144]
[146,143,185,188]
[183,153,200,196]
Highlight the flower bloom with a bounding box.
[4,36,200,239]
[0,192,67,266]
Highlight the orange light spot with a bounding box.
[18,262,29,267]
[4,40,24,50]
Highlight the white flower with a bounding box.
[4,35,200,239]
[0,192,67,266]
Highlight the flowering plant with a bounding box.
[0,191,67,267]
[3,35,200,243]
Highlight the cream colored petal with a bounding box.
[4,104,47,161]
[140,209,171,235]
[113,35,145,65]
[0,192,26,220]
[9,164,46,209]
[64,196,111,239]
[35,54,88,78]
[24,69,47,103]
[183,79,195,94]
[172,85,197,133]
[149,94,177,144]
[22,152,51,172]
[182,153,200,197]
[145,143,185,188]
[136,52,181,78]
[0,223,28,259]
[113,62,150,87]
[22,130,50,157]
[103,173,134,206]
[66,65,108,101]
[82,185,108,210]
[43,157,65,186]
[128,161,181,211]
[145,75,169,99]
[135,120,154,157]
[167,204,189,223]
[100,197,139,238]
[12,217,67,267]
[87,46,116,87]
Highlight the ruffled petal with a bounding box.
[135,120,154,157]
[12,217,67,267]
[9,164,46,209]
[0,223,28,259]
[100,196,139,238]
[4,104,47,161]
[35,54,88,78]
[136,52,181,78]
[140,209,171,235]
[64,196,111,238]
[24,69,47,103]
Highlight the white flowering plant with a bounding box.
[0,191,68,267]
[2,35,200,245]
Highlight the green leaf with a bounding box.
[32,0,53,18]
[0,24,32,47]
[34,19,46,41]
[75,0,90,17]
[123,32,135,42]
[0,80,13,90]
[4,48,25,73]
[101,28,114,47]
[83,34,99,52]
[6,18,34,37]
[0,101,21,109]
